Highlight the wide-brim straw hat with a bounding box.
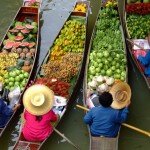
[109,82,131,109]
[23,84,54,116]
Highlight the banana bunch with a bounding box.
[106,1,117,8]
[0,52,18,82]
[0,76,4,83]
[0,71,8,83]
[74,3,87,13]
[0,52,18,69]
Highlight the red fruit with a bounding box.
[20,42,29,47]
[21,29,30,34]
[15,25,25,30]
[25,24,34,30]
[13,42,21,48]
[29,42,36,48]
[15,36,24,41]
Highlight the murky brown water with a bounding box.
[0,0,149,150]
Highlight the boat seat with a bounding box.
[91,136,118,150]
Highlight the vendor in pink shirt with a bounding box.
[22,84,58,142]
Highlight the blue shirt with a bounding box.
[84,106,128,137]
[0,98,13,127]
[138,50,150,77]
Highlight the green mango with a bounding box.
[31,22,38,27]
[32,26,38,33]
[15,21,22,27]
[9,35,15,41]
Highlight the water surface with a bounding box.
[0,0,149,150]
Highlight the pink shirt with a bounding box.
[22,110,57,142]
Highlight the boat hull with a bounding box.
[13,1,90,149]
[0,6,39,137]
[91,136,118,150]
[122,1,150,89]
[83,2,128,150]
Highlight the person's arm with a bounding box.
[83,110,93,125]
[115,107,129,123]
[86,89,94,99]
[86,89,95,108]
[1,99,13,116]
[115,100,131,124]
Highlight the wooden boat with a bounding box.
[83,1,128,150]
[0,6,39,137]
[123,0,150,88]
[13,1,90,149]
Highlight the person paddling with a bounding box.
[22,84,58,142]
[84,82,131,137]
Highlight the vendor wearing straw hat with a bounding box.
[22,84,58,142]
[84,81,131,137]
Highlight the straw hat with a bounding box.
[23,84,54,116]
[109,82,131,109]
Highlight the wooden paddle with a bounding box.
[76,104,150,137]
[53,127,80,150]
[147,33,150,46]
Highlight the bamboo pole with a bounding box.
[53,128,80,150]
[126,38,146,50]
[76,104,150,137]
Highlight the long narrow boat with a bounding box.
[123,0,150,88]
[83,0,128,149]
[13,1,90,149]
[0,6,39,137]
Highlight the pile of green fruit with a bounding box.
[127,14,150,39]
[4,69,29,91]
[88,7,126,82]
[127,0,150,3]
[88,50,126,81]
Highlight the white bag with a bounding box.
[8,87,21,108]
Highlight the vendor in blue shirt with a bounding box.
[0,98,20,128]
[0,83,20,128]
[84,82,131,138]
[138,50,150,77]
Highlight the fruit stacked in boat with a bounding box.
[125,0,150,87]
[87,1,127,94]
[0,19,38,92]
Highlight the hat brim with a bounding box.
[23,84,54,115]
[110,82,131,109]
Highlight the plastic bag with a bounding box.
[8,87,21,108]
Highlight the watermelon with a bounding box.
[25,24,34,30]
[9,29,19,33]
[20,42,29,47]
[15,25,25,30]
[21,29,30,34]
[15,36,24,41]
[13,42,21,48]
[28,42,36,48]
[4,41,15,49]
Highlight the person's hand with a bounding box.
[21,113,26,125]
[57,114,60,120]
[12,103,20,111]
[87,89,93,98]
[125,100,131,108]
